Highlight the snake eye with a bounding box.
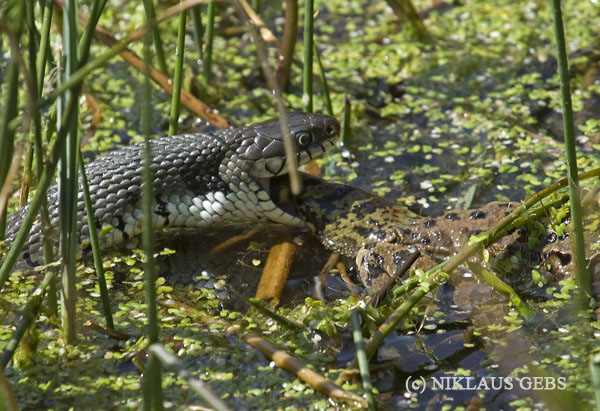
[295,131,313,147]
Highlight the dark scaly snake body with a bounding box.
[5,113,340,270]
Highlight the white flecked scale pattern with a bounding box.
[97,191,302,249]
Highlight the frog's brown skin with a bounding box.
[286,173,599,291]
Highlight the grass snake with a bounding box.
[4,112,340,271]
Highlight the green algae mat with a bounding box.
[1,0,600,409]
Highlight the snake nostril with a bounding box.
[325,126,335,135]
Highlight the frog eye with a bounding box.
[295,131,313,147]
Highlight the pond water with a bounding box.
[2,0,600,409]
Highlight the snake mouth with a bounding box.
[268,174,309,222]
[268,172,324,223]
[250,132,338,221]
[250,136,338,179]
[235,113,340,226]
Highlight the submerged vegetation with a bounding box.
[0,0,599,409]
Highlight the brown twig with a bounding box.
[337,262,360,297]
[80,91,102,146]
[159,298,367,406]
[275,0,298,91]
[255,234,296,304]
[206,228,261,258]
[83,320,132,340]
[53,0,229,128]
[235,0,279,45]
[244,334,367,406]
[0,143,25,224]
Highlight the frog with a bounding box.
[283,173,600,292]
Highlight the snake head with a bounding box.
[237,112,340,178]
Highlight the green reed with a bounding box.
[142,0,168,74]
[551,0,589,295]
[36,0,53,92]
[169,4,187,136]
[59,0,81,345]
[302,0,314,112]
[78,149,114,329]
[203,1,216,82]
[190,7,204,60]
[590,355,600,411]
[384,0,431,41]
[141,26,164,411]
[0,0,22,239]
[314,44,333,116]
[341,95,351,145]
[28,0,58,315]
[350,310,376,410]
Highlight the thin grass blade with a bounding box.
[350,310,376,409]
[142,0,169,74]
[314,43,332,116]
[550,0,590,295]
[203,1,216,82]
[169,4,186,136]
[58,0,81,344]
[77,148,114,329]
[302,0,314,112]
[190,7,203,60]
[140,26,163,411]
